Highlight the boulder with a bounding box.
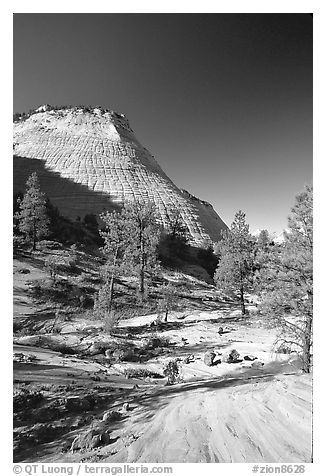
[150,347,164,357]
[112,349,124,361]
[105,349,113,358]
[203,351,216,366]
[87,342,111,356]
[121,349,140,362]
[18,268,30,274]
[251,361,264,369]
[183,354,195,364]
[112,348,139,362]
[223,349,241,363]
[244,355,257,361]
[102,410,122,423]
[71,425,110,452]
[122,402,130,412]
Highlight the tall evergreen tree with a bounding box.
[98,209,130,318]
[214,211,255,315]
[13,192,23,236]
[18,173,49,250]
[123,201,161,300]
[252,229,274,284]
[256,229,271,250]
[258,186,313,373]
[98,200,161,315]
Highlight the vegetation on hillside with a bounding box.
[13,104,121,123]
[13,173,313,372]
[210,189,313,373]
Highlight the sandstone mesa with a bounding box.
[13,105,228,245]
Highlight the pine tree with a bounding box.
[156,282,180,322]
[123,201,161,300]
[214,211,255,315]
[98,201,161,318]
[98,209,129,319]
[18,173,49,250]
[13,192,23,237]
[256,229,271,250]
[258,186,313,372]
[252,229,274,287]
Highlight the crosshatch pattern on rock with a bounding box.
[13,106,228,245]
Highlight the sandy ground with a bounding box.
[14,313,312,464]
[104,373,312,463]
[13,255,313,463]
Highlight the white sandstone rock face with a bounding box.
[13,106,228,245]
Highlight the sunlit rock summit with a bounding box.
[13,105,228,245]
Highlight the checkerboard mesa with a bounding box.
[13,105,228,246]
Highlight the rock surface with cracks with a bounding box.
[13,105,228,245]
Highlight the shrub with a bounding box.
[69,243,78,261]
[44,255,59,281]
[13,353,37,363]
[103,311,120,335]
[13,388,44,412]
[144,334,170,350]
[38,240,63,250]
[163,359,181,385]
[111,347,140,363]
[13,235,25,253]
[124,368,163,379]
[13,321,24,333]
[156,282,181,322]
[275,342,293,354]
[61,248,79,272]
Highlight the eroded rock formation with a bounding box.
[13,106,227,245]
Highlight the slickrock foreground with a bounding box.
[13,105,228,245]
[13,252,312,464]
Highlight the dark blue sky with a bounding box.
[13,13,312,234]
